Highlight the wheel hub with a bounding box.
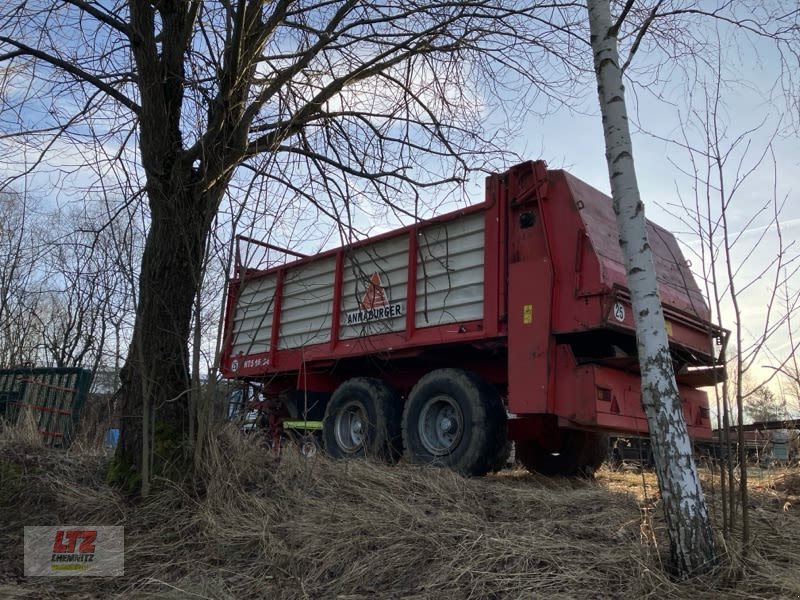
[334,400,369,453]
[418,394,463,456]
[439,417,456,434]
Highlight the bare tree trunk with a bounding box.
[114,186,215,488]
[587,0,716,576]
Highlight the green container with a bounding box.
[0,367,94,447]
[772,431,790,461]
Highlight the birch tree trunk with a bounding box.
[586,0,716,576]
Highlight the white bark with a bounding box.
[587,0,715,576]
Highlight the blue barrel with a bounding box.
[104,428,120,449]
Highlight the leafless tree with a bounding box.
[36,213,109,370]
[587,0,718,577]
[585,0,799,576]
[0,183,144,426]
[761,281,800,418]
[0,1,594,492]
[656,57,800,552]
[0,190,48,367]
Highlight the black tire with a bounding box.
[577,431,609,474]
[490,440,514,473]
[322,378,402,461]
[517,430,608,477]
[402,368,506,476]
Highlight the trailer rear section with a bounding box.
[221,160,724,475]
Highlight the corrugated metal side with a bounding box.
[229,212,486,353]
[416,212,485,327]
[231,273,277,356]
[278,257,336,349]
[339,235,409,340]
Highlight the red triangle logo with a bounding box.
[360,272,388,310]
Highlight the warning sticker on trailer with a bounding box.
[346,272,403,326]
[523,304,533,324]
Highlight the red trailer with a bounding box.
[220,160,724,475]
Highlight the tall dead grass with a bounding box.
[1,424,799,599]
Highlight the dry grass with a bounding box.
[1,425,799,599]
[0,411,44,448]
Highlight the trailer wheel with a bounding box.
[323,378,402,461]
[402,369,506,476]
[516,430,608,477]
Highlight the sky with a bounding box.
[2,2,797,406]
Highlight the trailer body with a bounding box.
[221,161,723,474]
